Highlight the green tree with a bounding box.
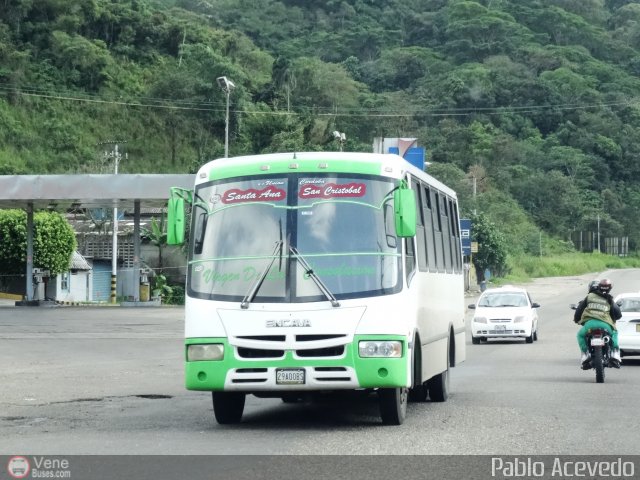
[49,31,113,91]
[0,209,77,275]
[470,212,508,282]
[291,57,363,111]
[142,216,167,274]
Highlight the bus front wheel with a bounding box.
[212,391,246,424]
[379,387,407,425]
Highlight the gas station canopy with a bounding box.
[0,174,195,210]
[0,174,196,304]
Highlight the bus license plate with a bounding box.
[276,369,305,385]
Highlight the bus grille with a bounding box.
[295,334,346,342]
[237,347,285,359]
[296,346,345,358]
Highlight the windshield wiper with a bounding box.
[240,241,283,309]
[289,246,340,308]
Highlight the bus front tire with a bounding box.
[379,387,407,425]
[212,391,245,424]
[409,335,428,402]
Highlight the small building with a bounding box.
[46,251,93,303]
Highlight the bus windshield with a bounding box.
[188,174,401,303]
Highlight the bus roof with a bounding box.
[196,152,457,198]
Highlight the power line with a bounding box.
[0,84,637,117]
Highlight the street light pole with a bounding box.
[224,87,230,157]
[216,76,235,158]
[332,131,346,152]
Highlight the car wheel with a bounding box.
[533,328,538,341]
[525,321,534,343]
[471,336,480,345]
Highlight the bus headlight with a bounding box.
[358,341,402,358]
[187,344,224,361]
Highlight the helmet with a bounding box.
[598,278,613,294]
[588,280,600,292]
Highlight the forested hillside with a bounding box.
[2,0,640,258]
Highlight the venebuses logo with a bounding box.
[7,456,30,479]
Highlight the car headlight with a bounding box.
[514,316,526,323]
[187,344,224,361]
[473,316,488,324]
[358,341,402,358]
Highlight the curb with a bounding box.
[54,301,117,307]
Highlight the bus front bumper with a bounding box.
[185,336,408,391]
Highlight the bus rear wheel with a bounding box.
[379,387,407,425]
[212,392,246,424]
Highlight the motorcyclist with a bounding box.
[573,278,622,369]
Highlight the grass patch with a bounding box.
[497,252,640,284]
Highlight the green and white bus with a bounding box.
[168,152,465,425]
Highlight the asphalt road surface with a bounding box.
[1,269,640,456]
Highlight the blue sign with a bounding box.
[460,218,472,256]
[388,146,426,171]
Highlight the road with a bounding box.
[1,269,640,456]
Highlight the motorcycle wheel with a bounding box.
[593,346,605,384]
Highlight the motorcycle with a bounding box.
[571,303,618,383]
[582,327,613,384]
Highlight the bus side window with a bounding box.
[449,198,462,272]
[405,237,416,284]
[432,190,444,272]
[422,185,437,271]
[383,202,397,249]
[414,183,427,272]
[193,209,208,255]
[441,196,452,272]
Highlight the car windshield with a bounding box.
[478,292,528,307]
[618,297,640,312]
[187,173,402,303]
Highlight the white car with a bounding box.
[614,293,640,357]
[468,286,540,344]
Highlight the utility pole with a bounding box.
[597,214,601,253]
[99,141,126,304]
[473,175,477,215]
[539,231,542,257]
[111,143,120,304]
[178,28,186,67]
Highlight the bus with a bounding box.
[167,152,466,425]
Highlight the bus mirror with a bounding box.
[167,197,185,245]
[393,187,416,238]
